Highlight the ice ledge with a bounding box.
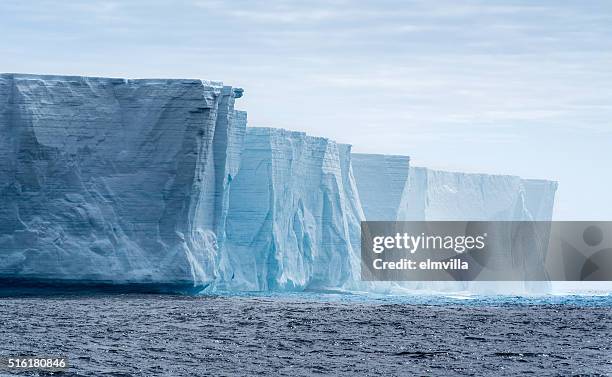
[0,72,248,99]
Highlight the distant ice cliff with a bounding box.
[352,157,558,294]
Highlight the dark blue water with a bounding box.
[1,294,611,376]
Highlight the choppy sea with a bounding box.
[1,293,611,376]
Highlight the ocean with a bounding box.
[1,293,611,376]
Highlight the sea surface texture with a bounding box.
[0,294,610,376]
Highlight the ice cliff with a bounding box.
[521,179,559,221]
[351,156,557,222]
[0,73,245,291]
[351,154,410,221]
[0,73,558,294]
[216,128,362,291]
[351,156,558,294]
[398,167,557,222]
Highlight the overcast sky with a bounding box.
[2,0,611,220]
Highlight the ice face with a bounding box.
[400,167,545,221]
[350,155,558,294]
[350,158,558,222]
[337,145,366,265]
[351,154,410,221]
[0,74,245,290]
[521,179,559,221]
[0,73,559,294]
[402,167,557,294]
[217,128,362,291]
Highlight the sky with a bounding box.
[1,0,611,220]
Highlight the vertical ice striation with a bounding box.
[351,155,558,294]
[399,167,535,221]
[213,109,247,282]
[350,157,557,222]
[351,154,410,221]
[400,167,557,294]
[0,73,244,291]
[220,128,362,291]
[521,179,559,221]
[0,73,560,295]
[337,145,366,260]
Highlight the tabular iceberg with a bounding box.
[402,167,557,293]
[351,157,557,222]
[0,73,245,292]
[351,155,558,294]
[217,128,362,291]
[0,73,559,294]
[398,167,557,222]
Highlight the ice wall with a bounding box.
[399,167,541,221]
[351,154,410,221]
[0,73,246,291]
[351,156,558,294]
[338,145,367,260]
[218,128,362,291]
[350,158,557,222]
[521,179,558,221]
[0,73,560,295]
[401,168,557,293]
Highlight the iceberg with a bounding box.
[0,73,559,294]
[351,153,410,221]
[398,167,556,221]
[521,179,559,221]
[216,128,362,291]
[402,167,557,294]
[351,156,558,294]
[351,158,557,222]
[0,73,245,292]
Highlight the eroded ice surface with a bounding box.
[0,74,560,294]
[218,128,362,291]
[0,73,246,290]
